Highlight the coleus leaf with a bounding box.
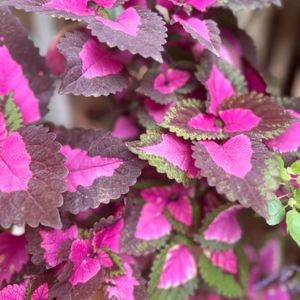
[195,205,242,250]
[0,281,27,300]
[148,243,198,300]
[121,198,170,256]
[173,14,221,57]
[56,128,143,214]
[104,260,145,300]
[199,247,248,298]
[216,0,281,11]
[0,232,29,285]
[161,99,225,140]
[192,134,279,218]
[218,93,295,140]
[196,51,247,115]
[0,126,67,228]
[86,7,167,62]
[0,7,54,119]
[3,0,95,20]
[57,31,128,97]
[137,70,188,105]
[266,194,286,226]
[286,209,300,247]
[128,130,200,184]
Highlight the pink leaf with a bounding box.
[0,131,32,192]
[60,145,123,193]
[0,233,29,285]
[166,195,192,226]
[79,38,123,79]
[69,239,101,286]
[40,225,78,267]
[31,283,48,300]
[204,206,242,244]
[139,133,199,178]
[200,135,253,178]
[206,65,235,115]
[105,262,139,300]
[112,116,139,141]
[42,0,92,16]
[0,282,27,300]
[188,113,222,132]
[153,69,190,94]
[144,98,175,123]
[0,46,40,123]
[204,249,238,274]
[158,244,197,288]
[92,219,124,252]
[219,108,261,133]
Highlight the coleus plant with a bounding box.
[0,0,300,299]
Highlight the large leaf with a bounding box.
[57,30,128,97]
[0,7,53,118]
[128,130,200,184]
[0,126,67,228]
[192,134,279,218]
[86,7,167,62]
[56,128,143,214]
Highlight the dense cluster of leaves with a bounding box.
[0,0,299,299]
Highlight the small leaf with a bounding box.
[286,210,300,247]
[288,160,300,175]
[277,156,291,182]
[266,194,286,226]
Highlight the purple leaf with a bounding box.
[57,128,142,214]
[0,126,67,228]
[57,31,128,97]
[0,7,54,118]
[218,93,294,139]
[112,116,139,141]
[69,239,101,286]
[86,7,167,62]
[128,131,200,184]
[192,135,279,217]
[0,232,29,285]
[266,110,300,152]
[40,225,78,267]
[173,14,221,57]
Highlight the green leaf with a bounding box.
[294,189,300,201]
[0,93,23,133]
[286,210,300,247]
[198,247,248,298]
[288,161,300,175]
[277,156,291,182]
[266,194,286,226]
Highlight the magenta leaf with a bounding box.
[40,225,78,267]
[0,7,54,118]
[173,14,221,57]
[104,261,141,300]
[128,130,200,184]
[0,281,27,300]
[219,93,295,139]
[69,239,101,286]
[56,128,142,214]
[0,232,29,285]
[112,116,139,141]
[57,31,128,97]
[192,135,279,218]
[86,7,167,62]
[31,283,49,300]
[121,197,170,256]
[0,126,67,229]
[195,205,242,250]
[148,244,198,300]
